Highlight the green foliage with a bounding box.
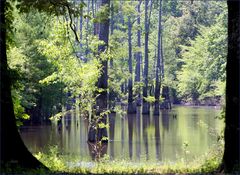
[35,146,66,172]
[177,11,227,102]
[11,90,30,127]
[98,122,109,129]
[94,4,110,23]
[6,0,227,127]
[7,9,68,121]
[37,19,100,115]
[143,96,155,104]
[35,144,223,174]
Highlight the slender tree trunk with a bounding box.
[74,0,79,44]
[154,0,162,116]
[88,0,110,143]
[0,0,46,170]
[108,1,115,112]
[85,1,90,56]
[92,0,97,35]
[82,0,87,54]
[160,86,171,109]
[160,35,164,78]
[110,1,114,68]
[142,0,150,114]
[135,0,142,106]
[127,16,136,114]
[222,1,240,172]
[124,79,128,94]
[79,13,82,49]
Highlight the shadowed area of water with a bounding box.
[20,105,223,163]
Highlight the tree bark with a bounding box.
[88,0,110,143]
[154,0,162,116]
[135,0,142,106]
[85,1,93,56]
[110,0,114,68]
[0,0,46,170]
[108,1,115,112]
[142,0,150,114]
[79,12,82,49]
[160,86,171,109]
[222,1,240,172]
[160,35,164,79]
[127,16,136,114]
[92,0,97,35]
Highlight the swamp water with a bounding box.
[20,106,223,165]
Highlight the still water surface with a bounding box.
[20,106,223,163]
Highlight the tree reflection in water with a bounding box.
[20,106,222,162]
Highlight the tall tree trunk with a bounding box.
[222,1,240,172]
[88,0,110,143]
[154,0,162,116]
[127,16,136,114]
[79,14,82,49]
[110,0,114,68]
[160,35,164,78]
[159,2,170,110]
[142,0,150,114]
[74,0,79,44]
[84,0,89,55]
[108,1,115,112]
[135,0,142,106]
[0,0,46,170]
[92,0,97,35]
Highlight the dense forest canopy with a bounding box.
[7,0,227,123]
[2,0,240,174]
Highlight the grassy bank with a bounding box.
[32,144,223,174]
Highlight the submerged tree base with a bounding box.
[127,102,136,114]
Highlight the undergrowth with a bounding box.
[34,143,223,174]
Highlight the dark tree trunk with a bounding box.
[222,1,240,172]
[92,0,97,36]
[135,0,142,106]
[108,1,115,112]
[160,86,171,110]
[127,16,136,114]
[110,1,114,68]
[154,0,162,116]
[142,0,150,114]
[79,11,83,48]
[160,35,164,78]
[88,0,110,143]
[121,83,124,93]
[0,0,46,170]
[84,0,90,55]
[124,80,128,94]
